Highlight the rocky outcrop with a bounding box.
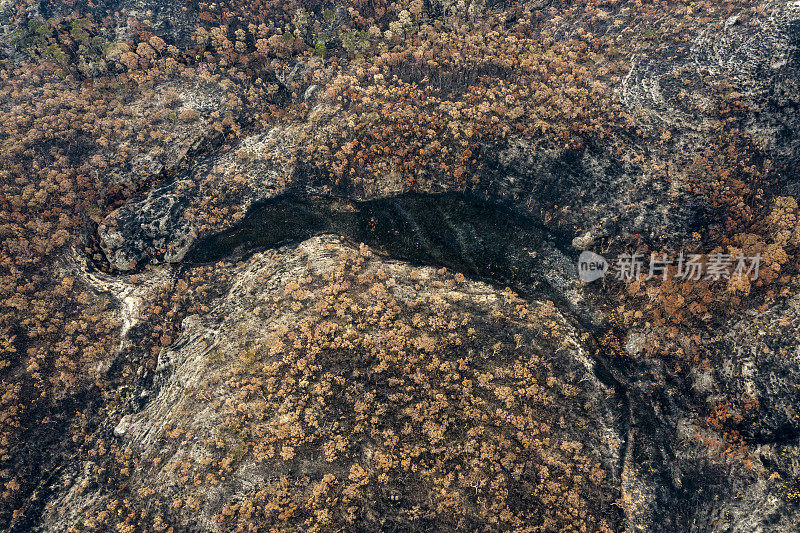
[45,236,627,531]
[46,226,800,531]
[3,0,800,531]
[98,127,294,270]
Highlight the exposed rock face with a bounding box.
[3,0,800,531]
[42,228,800,532]
[97,29,800,281]
[45,237,626,531]
[668,293,800,532]
[716,294,800,445]
[53,4,800,530]
[98,126,294,271]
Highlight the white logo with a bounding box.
[578,251,608,282]
[576,250,761,283]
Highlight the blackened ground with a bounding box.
[182,192,573,294]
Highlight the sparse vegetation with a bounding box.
[0,0,798,529]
